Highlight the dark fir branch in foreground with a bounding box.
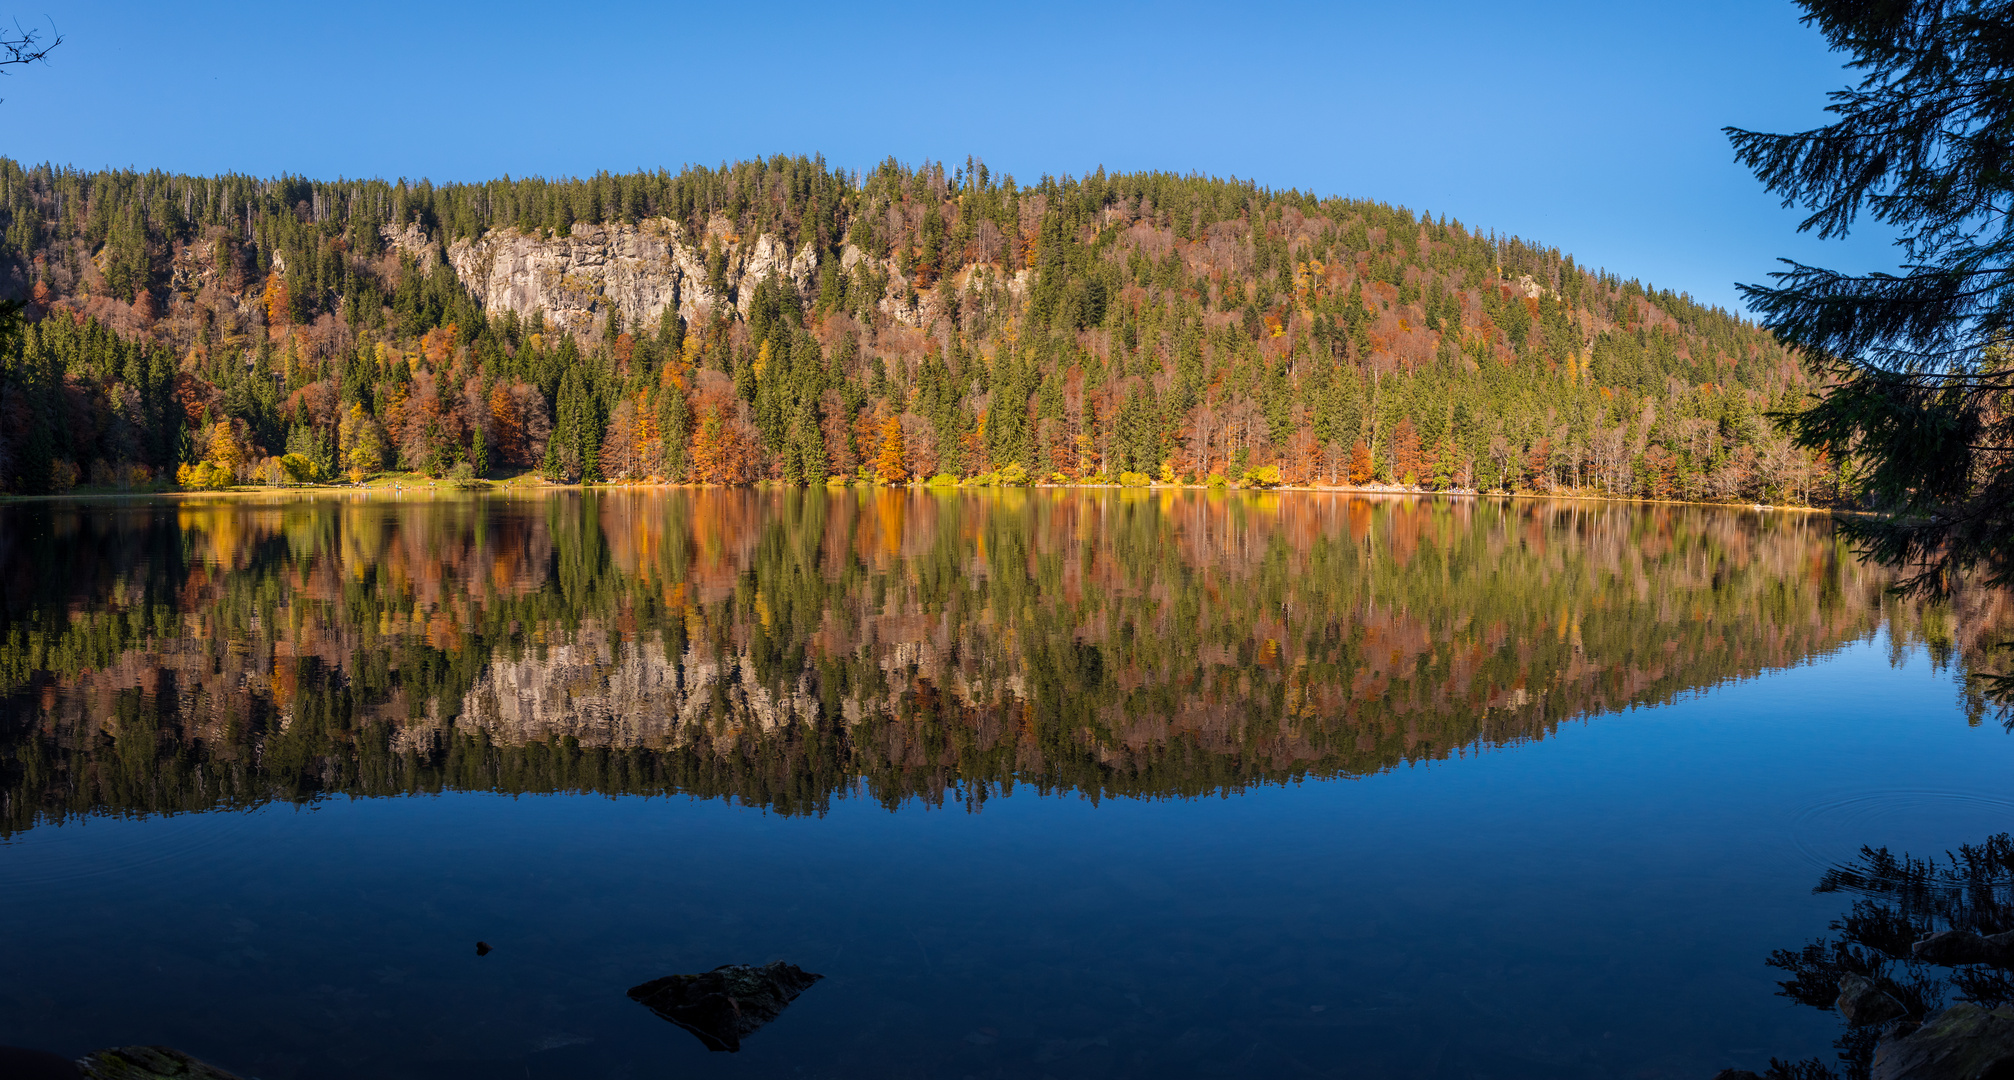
[1730,0,2014,594]
[0,156,1826,500]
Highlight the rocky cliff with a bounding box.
[370,216,1002,337]
[379,216,825,336]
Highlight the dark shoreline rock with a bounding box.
[626,961,823,1052]
[1869,1002,2014,1080]
[77,1047,242,1080]
[2,1045,244,1080]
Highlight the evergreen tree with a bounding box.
[1732,0,2014,592]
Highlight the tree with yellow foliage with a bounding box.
[338,404,384,482]
[207,421,245,482]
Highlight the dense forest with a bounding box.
[0,155,1830,500]
[6,490,1990,835]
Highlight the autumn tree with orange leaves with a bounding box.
[261,275,292,329]
[1348,440,1375,485]
[690,405,762,485]
[874,415,908,484]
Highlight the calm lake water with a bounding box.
[3,490,2011,1079]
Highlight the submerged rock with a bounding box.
[1870,1002,2014,1080]
[1708,1071,1764,1080]
[76,1047,242,1080]
[626,962,823,1052]
[1837,974,1911,1027]
[1911,930,2014,967]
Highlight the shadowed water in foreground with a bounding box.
[2,489,2011,1079]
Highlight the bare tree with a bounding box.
[1488,434,1513,492]
[1,18,60,73]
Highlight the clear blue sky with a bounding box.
[4,0,1899,314]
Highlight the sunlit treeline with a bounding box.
[0,492,1997,834]
[0,157,1823,507]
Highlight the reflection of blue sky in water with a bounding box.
[5,632,2010,1079]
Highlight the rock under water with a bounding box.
[1836,974,1911,1028]
[625,962,824,1053]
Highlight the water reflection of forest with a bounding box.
[1,490,2004,834]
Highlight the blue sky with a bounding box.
[4,0,1900,313]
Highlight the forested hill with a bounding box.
[0,155,1825,499]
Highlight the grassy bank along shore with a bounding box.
[0,470,1832,512]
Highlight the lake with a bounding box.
[2,490,2011,1079]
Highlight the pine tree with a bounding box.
[658,385,692,480]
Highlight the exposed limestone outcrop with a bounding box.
[163,215,1001,339]
[380,222,439,270]
[437,218,819,336]
[739,232,819,314]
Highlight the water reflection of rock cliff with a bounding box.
[2,491,2002,834]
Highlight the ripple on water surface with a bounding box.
[1,806,267,887]
[1789,787,2014,874]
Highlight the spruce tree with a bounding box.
[1730,0,2014,592]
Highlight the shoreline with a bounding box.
[0,476,1836,514]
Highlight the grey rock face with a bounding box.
[735,233,819,318]
[447,219,695,336]
[1870,1002,2014,1080]
[380,222,439,270]
[439,219,819,337]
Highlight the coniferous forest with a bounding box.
[0,155,1829,500]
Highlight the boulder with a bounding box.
[626,961,823,1052]
[1870,1002,2014,1080]
[1838,974,1912,1027]
[76,1047,242,1080]
[1886,1018,1928,1042]
[1709,1071,1765,1080]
